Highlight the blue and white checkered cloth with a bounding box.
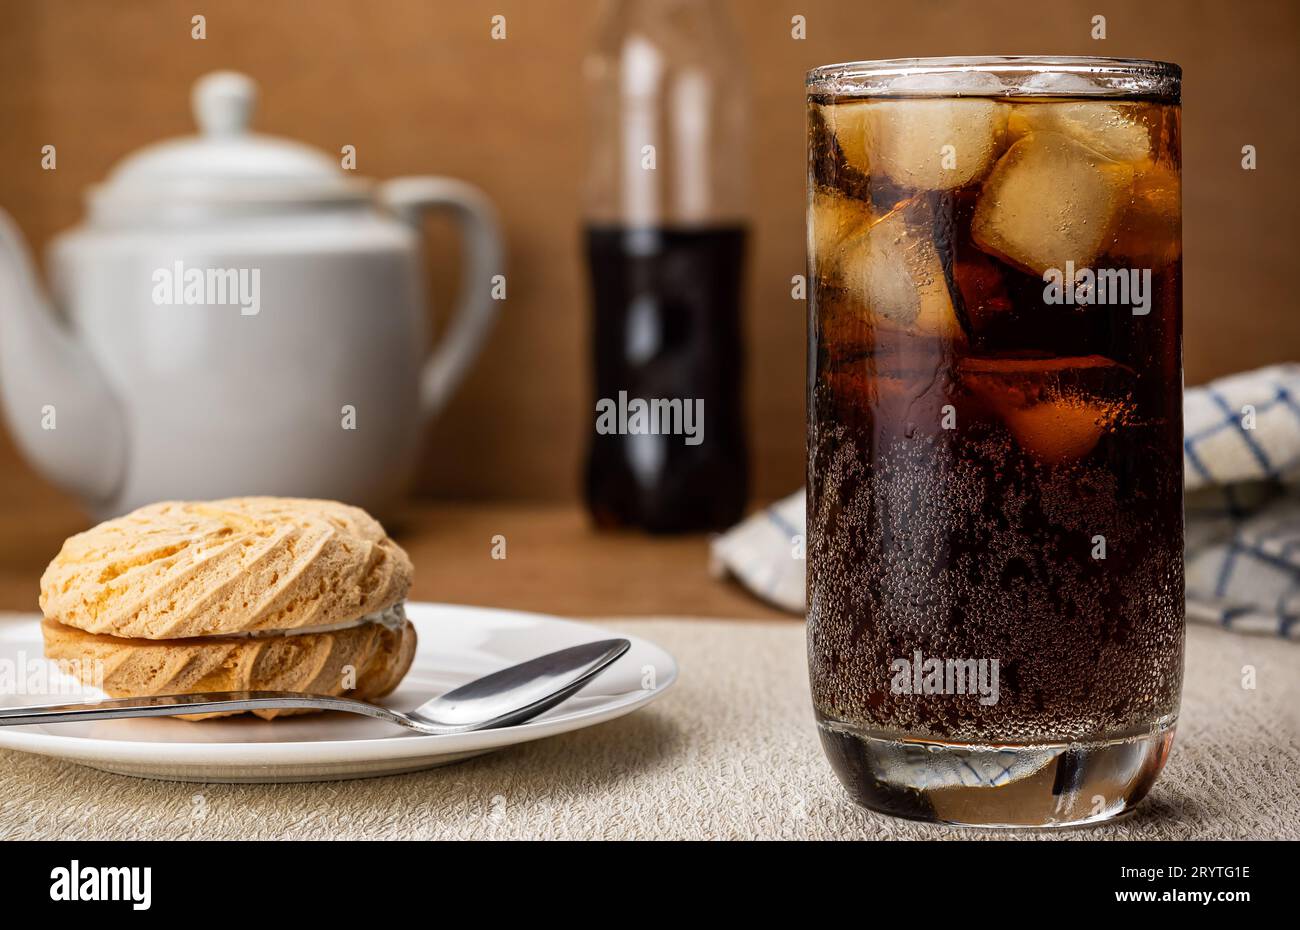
[711,364,1300,638]
[1183,364,1300,637]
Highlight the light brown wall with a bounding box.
[0,0,1297,502]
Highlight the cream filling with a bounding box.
[220,602,407,640]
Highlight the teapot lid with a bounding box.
[89,71,369,223]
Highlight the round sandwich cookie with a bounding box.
[39,497,417,719]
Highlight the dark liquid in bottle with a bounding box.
[584,224,749,533]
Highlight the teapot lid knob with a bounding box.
[192,71,257,137]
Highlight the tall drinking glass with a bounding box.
[806,57,1183,826]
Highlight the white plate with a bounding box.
[0,603,677,783]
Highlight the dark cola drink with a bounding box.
[584,224,749,532]
[806,58,1184,826]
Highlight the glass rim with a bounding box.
[807,56,1181,100]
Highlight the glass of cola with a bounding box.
[806,57,1183,827]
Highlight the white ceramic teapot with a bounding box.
[0,71,503,518]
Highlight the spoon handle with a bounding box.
[0,639,635,731]
[0,690,389,726]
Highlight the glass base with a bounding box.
[818,719,1177,828]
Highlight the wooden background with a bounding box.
[0,0,1297,505]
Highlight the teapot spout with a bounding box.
[0,208,125,506]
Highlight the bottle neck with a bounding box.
[586,0,748,227]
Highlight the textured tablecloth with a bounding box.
[1,618,1297,840]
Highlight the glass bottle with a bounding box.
[582,0,750,533]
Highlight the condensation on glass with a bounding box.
[806,57,1183,827]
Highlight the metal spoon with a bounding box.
[0,638,631,735]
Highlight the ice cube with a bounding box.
[1000,399,1113,463]
[837,202,965,341]
[823,365,953,430]
[1111,159,1181,270]
[961,355,1132,464]
[1007,102,1151,163]
[811,103,872,199]
[1018,72,1102,95]
[971,133,1135,275]
[822,369,908,411]
[808,188,874,278]
[861,99,1010,190]
[891,71,1007,96]
[949,243,1014,332]
[815,286,872,364]
[824,101,873,175]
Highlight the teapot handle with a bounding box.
[379,177,504,425]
